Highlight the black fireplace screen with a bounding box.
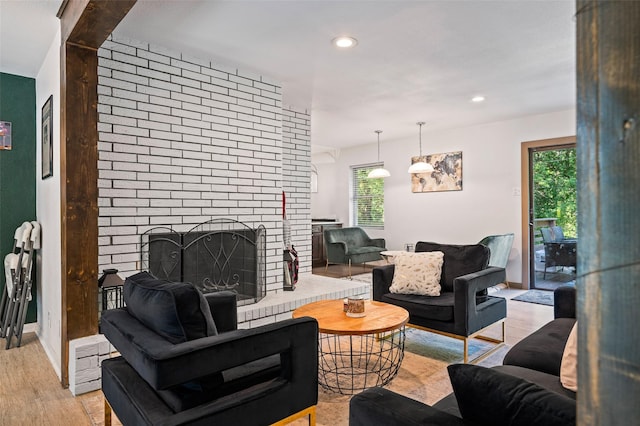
[140,219,266,305]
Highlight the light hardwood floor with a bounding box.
[0,333,94,425]
[0,289,553,425]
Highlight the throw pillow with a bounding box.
[124,271,218,344]
[448,364,576,426]
[389,251,444,296]
[414,242,489,292]
[560,322,578,391]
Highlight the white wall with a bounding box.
[311,109,576,284]
[35,26,62,379]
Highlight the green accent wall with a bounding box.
[0,72,37,324]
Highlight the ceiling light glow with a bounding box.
[333,36,358,48]
[471,95,485,103]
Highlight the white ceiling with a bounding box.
[0,0,576,153]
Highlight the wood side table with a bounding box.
[293,299,409,394]
[380,250,407,263]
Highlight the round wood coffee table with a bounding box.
[293,299,409,394]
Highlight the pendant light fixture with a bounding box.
[367,130,391,178]
[408,121,434,174]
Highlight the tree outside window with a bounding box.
[533,148,577,237]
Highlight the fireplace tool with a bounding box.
[283,191,298,290]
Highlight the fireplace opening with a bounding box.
[140,219,266,306]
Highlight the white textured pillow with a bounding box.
[560,322,578,392]
[389,251,444,296]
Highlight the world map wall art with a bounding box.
[410,151,462,193]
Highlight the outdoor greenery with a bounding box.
[353,166,384,227]
[533,148,577,237]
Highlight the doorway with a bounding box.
[520,136,577,290]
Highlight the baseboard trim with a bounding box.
[23,322,38,334]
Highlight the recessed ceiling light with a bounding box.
[471,95,485,103]
[332,36,358,49]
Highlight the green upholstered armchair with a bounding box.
[323,227,386,277]
[478,233,514,286]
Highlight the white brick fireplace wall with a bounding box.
[72,35,316,397]
[96,35,311,293]
[282,108,312,261]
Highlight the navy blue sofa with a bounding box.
[350,285,577,426]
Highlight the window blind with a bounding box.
[351,164,385,228]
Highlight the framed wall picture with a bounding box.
[41,95,53,179]
[0,121,12,150]
[410,151,463,193]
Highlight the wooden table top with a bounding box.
[292,299,409,335]
[380,250,406,257]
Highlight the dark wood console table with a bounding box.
[311,221,342,267]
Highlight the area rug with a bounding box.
[349,272,372,284]
[83,286,507,425]
[404,328,497,363]
[512,289,554,306]
[290,331,510,426]
[83,331,509,426]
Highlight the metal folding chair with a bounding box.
[1,222,33,338]
[1,221,40,349]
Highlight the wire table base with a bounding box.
[317,327,406,395]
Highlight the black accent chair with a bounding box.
[540,226,577,278]
[372,242,507,363]
[100,272,318,426]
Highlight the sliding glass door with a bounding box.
[529,144,577,290]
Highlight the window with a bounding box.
[351,164,385,228]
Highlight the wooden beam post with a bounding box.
[576,0,640,423]
[57,0,136,388]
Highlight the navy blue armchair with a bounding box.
[100,272,318,426]
[372,242,507,363]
